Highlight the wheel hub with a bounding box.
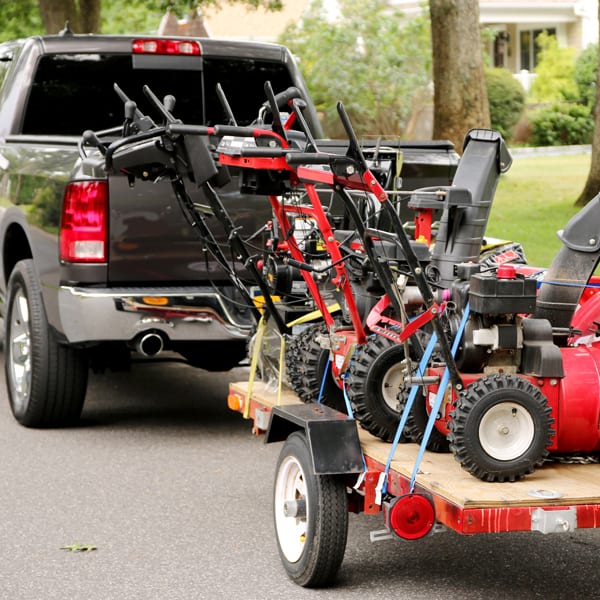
[479,401,535,461]
[8,291,32,411]
[380,361,407,412]
[274,455,308,563]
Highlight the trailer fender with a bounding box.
[265,403,364,475]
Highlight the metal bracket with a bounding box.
[369,523,446,543]
[531,507,577,534]
[370,528,394,542]
[254,407,271,432]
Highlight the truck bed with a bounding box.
[228,380,600,535]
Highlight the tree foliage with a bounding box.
[485,67,525,140]
[163,0,282,17]
[528,32,578,103]
[279,0,431,138]
[574,42,598,107]
[0,0,282,39]
[530,103,593,146]
[0,0,43,41]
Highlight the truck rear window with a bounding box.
[22,53,296,135]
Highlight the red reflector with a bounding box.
[60,181,108,263]
[132,39,201,56]
[388,494,435,540]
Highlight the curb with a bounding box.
[510,144,591,157]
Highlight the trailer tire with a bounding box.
[346,335,410,442]
[448,374,553,482]
[273,432,348,587]
[5,259,88,427]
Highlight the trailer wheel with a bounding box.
[294,323,346,412]
[448,374,553,482]
[5,259,88,427]
[346,335,410,442]
[273,432,348,587]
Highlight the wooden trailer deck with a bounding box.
[228,380,600,535]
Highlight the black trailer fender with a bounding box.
[265,403,364,475]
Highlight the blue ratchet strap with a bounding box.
[379,332,438,499]
[408,302,471,493]
[317,357,331,404]
[539,280,600,288]
[341,375,368,476]
[341,372,356,418]
[318,358,367,472]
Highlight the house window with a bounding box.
[520,28,556,71]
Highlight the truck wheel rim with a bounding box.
[380,362,404,412]
[274,455,308,563]
[8,290,32,411]
[478,401,534,461]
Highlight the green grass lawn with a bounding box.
[485,152,591,268]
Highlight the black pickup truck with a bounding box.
[0,33,458,427]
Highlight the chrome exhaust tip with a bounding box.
[135,332,164,357]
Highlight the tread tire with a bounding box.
[274,432,348,587]
[448,373,553,482]
[5,259,88,427]
[294,323,346,412]
[402,391,450,453]
[346,335,411,442]
[284,326,316,396]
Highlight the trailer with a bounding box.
[89,75,600,589]
[228,379,600,588]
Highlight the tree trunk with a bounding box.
[576,2,600,206]
[80,0,102,33]
[430,0,490,152]
[38,0,101,34]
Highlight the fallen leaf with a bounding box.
[60,543,97,552]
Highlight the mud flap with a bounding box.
[265,404,364,475]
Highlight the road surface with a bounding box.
[1,355,599,599]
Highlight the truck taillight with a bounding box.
[60,181,108,263]
[132,38,201,56]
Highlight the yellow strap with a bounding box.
[277,333,285,406]
[395,150,404,189]
[287,303,340,328]
[245,316,267,419]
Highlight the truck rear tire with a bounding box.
[273,431,348,587]
[5,259,88,427]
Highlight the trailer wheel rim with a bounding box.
[8,290,32,412]
[380,362,405,412]
[478,401,535,461]
[274,454,308,563]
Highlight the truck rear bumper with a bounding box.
[58,285,252,344]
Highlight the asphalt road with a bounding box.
[1,354,600,599]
